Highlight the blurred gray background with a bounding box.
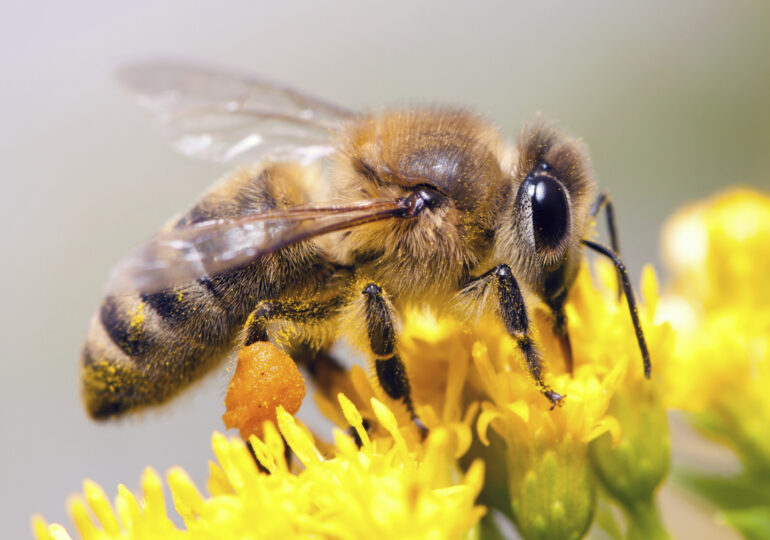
[2,1,768,538]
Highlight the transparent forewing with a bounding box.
[105,200,407,296]
[118,61,358,165]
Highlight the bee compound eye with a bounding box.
[522,175,570,251]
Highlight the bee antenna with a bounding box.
[582,239,652,378]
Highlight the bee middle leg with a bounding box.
[361,283,422,426]
[472,265,564,408]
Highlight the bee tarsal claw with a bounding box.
[546,390,566,410]
[412,416,429,440]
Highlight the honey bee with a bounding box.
[81,61,650,421]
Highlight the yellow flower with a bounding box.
[662,187,770,311]
[38,210,684,540]
[661,188,770,473]
[316,258,672,539]
[34,398,485,540]
[470,262,670,540]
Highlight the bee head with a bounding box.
[495,121,596,302]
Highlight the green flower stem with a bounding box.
[623,496,671,540]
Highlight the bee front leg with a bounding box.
[361,283,424,432]
[478,265,565,408]
[591,191,623,299]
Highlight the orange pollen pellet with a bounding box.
[222,342,306,439]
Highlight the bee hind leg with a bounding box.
[242,297,343,347]
[361,283,427,438]
[242,299,350,397]
[239,297,345,469]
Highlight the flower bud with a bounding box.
[508,436,596,540]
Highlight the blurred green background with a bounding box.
[1,1,768,538]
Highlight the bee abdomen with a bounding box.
[81,163,332,419]
[99,296,157,357]
[84,289,235,419]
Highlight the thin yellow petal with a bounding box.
[68,497,97,540]
[83,479,119,535]
[464,459,485,496]
[276,406,323,466]
[140,467,169,526]
[31,516,55,540]
[371,397,407,455]
[338,392,372,453]
[47,524,73,540]
[116,484,140,530]
[247,434,278,474]
[168,467,205,523]
[507,400,530,422]
[583,416,621,445]
[206,460,231,496]
[419,428,449,486]
[641,264,659,314]
[476,408,502,446]
[262,420,289,473]
[333,426,361,457]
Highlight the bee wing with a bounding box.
[118,61,357,165]
[105,199,407,296]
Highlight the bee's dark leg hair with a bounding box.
[243,297,343,347]
[583,239,652,378]
[591,192,622,299]
[361,283,420,422]
[475,265,565,408]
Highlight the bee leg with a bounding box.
[242,300,348,397]
[487,264,565,408]
[240,298,343,471]
[362,283,426,437]
[583,240,652,378]
[242,298,343,347]
[591,192,622,299]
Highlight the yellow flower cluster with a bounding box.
[313,259,672,538]
[35,399,484,540]
[37,202,702,540]
[661,188,770,471]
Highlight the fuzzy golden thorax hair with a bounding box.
[328,108,511,305]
